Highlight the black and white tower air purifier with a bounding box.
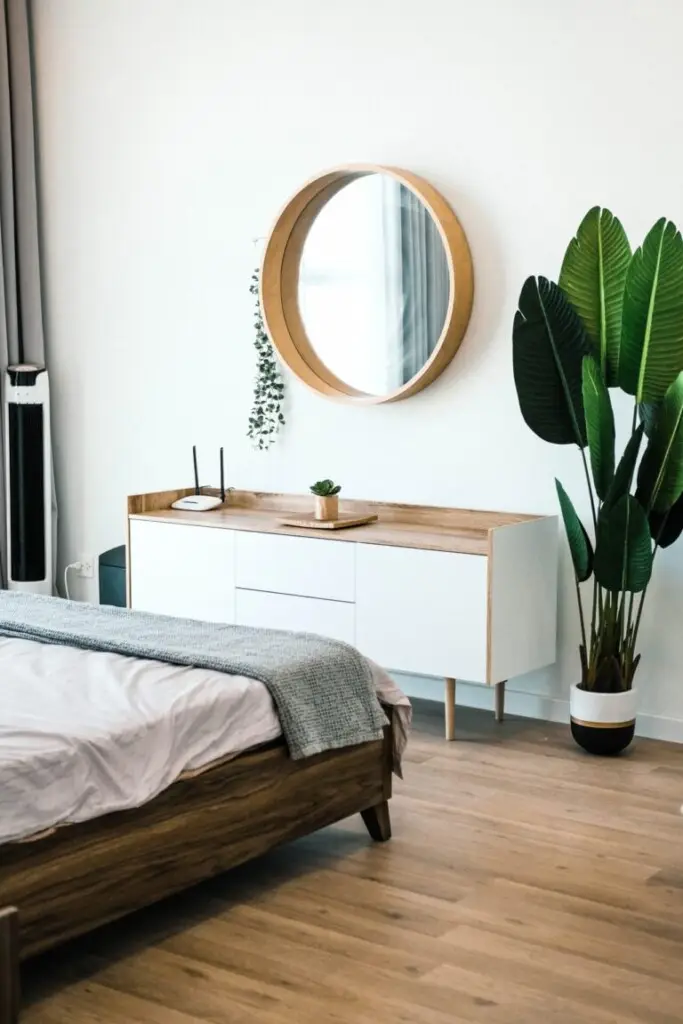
[4,365,53,595]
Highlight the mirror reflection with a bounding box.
[298,174,450,396]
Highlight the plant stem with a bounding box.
[621,584,632,650]
[580,448,598,533]
[631,588,647,653]
[578,445,600,673]
[594,580,607,645]
[589,577,598,654]
[630,512,667,668]
[574,578,588,663]
[626,591,635,643]
[631,546,659,652]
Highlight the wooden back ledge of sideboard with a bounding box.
[127,489,548,557]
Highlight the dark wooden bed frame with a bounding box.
[0,713,393,1023]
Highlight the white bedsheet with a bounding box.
[0,636,409,844]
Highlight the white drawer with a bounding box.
[235,532,355,602]
[355,543,488,682]
[129,520,235,622]
[235,589,355,645]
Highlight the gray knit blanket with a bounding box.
[0,591,387,759]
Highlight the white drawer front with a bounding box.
[235,532,355,602]
[129,520,235,623]
[355,544,488,682]
[235,589,355,645]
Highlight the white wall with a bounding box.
[30,0,683,740]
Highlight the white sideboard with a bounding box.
[127,488,558,739]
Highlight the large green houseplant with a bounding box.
[513,208,683,753]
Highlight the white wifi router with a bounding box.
[171,494,223,511]
[171,445,226,512]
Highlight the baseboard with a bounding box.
[393,673,683,745]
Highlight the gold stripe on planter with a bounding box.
[570,717,635,730]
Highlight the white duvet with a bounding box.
[0,636,409,845]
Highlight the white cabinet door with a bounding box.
[129,520,235,622]
[235,589,355,645]
[235,532,355,601]
[355,544,488,682]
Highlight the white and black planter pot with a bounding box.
[569,685,637,756]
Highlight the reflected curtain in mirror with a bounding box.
[396,183,450,384]
[378,180,450,386]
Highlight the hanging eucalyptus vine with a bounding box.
[247,269,285,450]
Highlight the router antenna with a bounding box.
[219,447,225,502]
[192,445,200,495]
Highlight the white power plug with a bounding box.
[76,555,95,579]
[63,555,96,600]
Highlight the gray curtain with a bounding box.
[0,0,49,588]
[398,187,450,384]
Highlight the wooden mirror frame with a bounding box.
[260,164,474,405]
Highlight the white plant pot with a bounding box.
[569,684,637,756]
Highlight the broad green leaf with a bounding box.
[594,495,652,593]
[639,400,662,438]
[555,479,593,582]
[513,277,592,446]
[603,424,644,512]
[582,354,615,500]
[620,219,683,402]
[637,372,683,512]
[649,491,683,548]
[559,207,631,386]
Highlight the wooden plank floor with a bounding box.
[23,700,683,1023]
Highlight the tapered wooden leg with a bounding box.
[361,800,391,842]
[494,680,506,722]
[0,907,20,1024]
[445,678,456,740]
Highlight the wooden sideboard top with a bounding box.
[128,488,549,556]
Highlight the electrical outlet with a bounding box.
[77,554,95,579]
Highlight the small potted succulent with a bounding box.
[310,479,341,521]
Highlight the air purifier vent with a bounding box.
[8,402,46,581]
[4,364,53,594]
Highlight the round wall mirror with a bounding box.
[261,165,474,404]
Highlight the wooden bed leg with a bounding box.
[0,907,20,1024]
[361,800,392,842]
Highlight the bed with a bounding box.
[0,600,408,1024]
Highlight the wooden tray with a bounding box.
[279,513,378,531]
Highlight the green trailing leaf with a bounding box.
[649,491,683,548]
[637,371,683,512]
[620,219,683,402]
[247,269,285,450]
[603,424,643,513]
[581,354,615,500]
[593,495,652,593]
[513,277,592,446]
[559,207,631,385]
[555,479,593,582]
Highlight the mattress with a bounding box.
[0,636,409,845]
